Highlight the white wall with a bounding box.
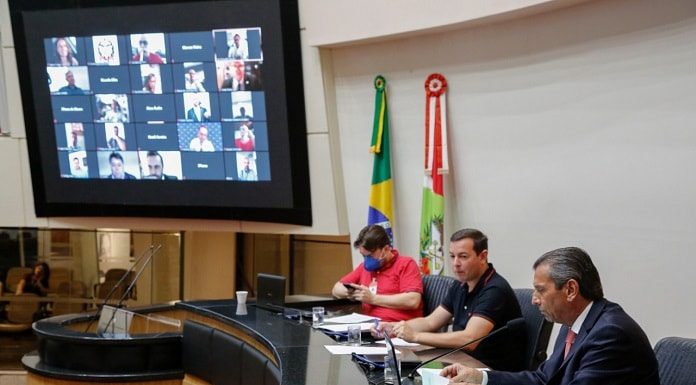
[323,0,696,345]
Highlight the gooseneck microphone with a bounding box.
[407,318,526,379]
[83,244,162,333]
[99,244,162,336]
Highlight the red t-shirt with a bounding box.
[339,249,423,321]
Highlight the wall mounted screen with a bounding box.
[9,0,311,225]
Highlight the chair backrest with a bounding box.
[422,274,457,318]
[6,293,40,324]
[654,336,696,385]
[4,267,32,293]
[52,281,87,316]
[48,267,72,294]
[98,269,136,300]
[514,288,553,370]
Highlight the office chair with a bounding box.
[514,288,553,370]
[654,336,696,385]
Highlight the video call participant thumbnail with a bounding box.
[172,62,216,93]
[45,36,84,66]
[51,94,93,123]
[140,151,180,180]
[168,31,215,63]
[213,28,263,60]
[130,34,166,64]
[105,123,127,151]
[180,152,225,180]
[130,93,176,123]
[55,122,95,151]
[69,152,88,178]
[189,125,214,152]
[88,65,131,94]
[102,152,137,179]
[95,94,130,123]
[216,59,262,91]
[48,67,90,95]
[134,123,180,151]
[223,121,267,152]
[86,35,126,66]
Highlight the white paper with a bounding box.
[375,338,420,347]
[324,345,400,355]
[417,368,449,385]
[319,322,375,332]
[324,312,379,324]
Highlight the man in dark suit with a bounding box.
[441,247,659,385]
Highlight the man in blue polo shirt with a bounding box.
[377,229,525,371]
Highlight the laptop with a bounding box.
[255,273,286,311]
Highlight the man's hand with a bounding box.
[440,363,483,384]
[391,321,418,342]
[371,321,395,339]
[348,284,375,304]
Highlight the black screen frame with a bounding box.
[9,0,312,226]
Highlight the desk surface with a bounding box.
[24,298,483,384]
[176,299,484,384]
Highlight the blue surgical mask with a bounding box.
[363,255,382,272]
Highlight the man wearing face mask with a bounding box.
[332,225,423,321]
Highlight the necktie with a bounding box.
[564,329,576,359]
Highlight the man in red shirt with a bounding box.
[332,225,423,321]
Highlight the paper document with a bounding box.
[319,322,375,332]
[417,368,449,385]
[376,338,420,347]
[324,345,401,355]
[324,312,378,324]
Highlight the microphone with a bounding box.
[84,244,161,333]
[407,318,525,379]
[100,244,162,336]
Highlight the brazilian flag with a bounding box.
[367,75,394,243]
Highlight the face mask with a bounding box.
[363,255,383,272]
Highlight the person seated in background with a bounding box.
[16,262,50,296]
[440,247,660,385]
[332,224,423,322]
[375,228,524,371]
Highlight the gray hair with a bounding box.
[533,247,604,301]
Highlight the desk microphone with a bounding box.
[407,317,525,379]
[84,244,161,333]
[99,244,162,336]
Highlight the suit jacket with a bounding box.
[487,299,659,385]
[187,107,209,122]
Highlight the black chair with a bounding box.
[654,336,696,385]
[514,288,553,370]
[422,275,456,315]
[422,275,457,332]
